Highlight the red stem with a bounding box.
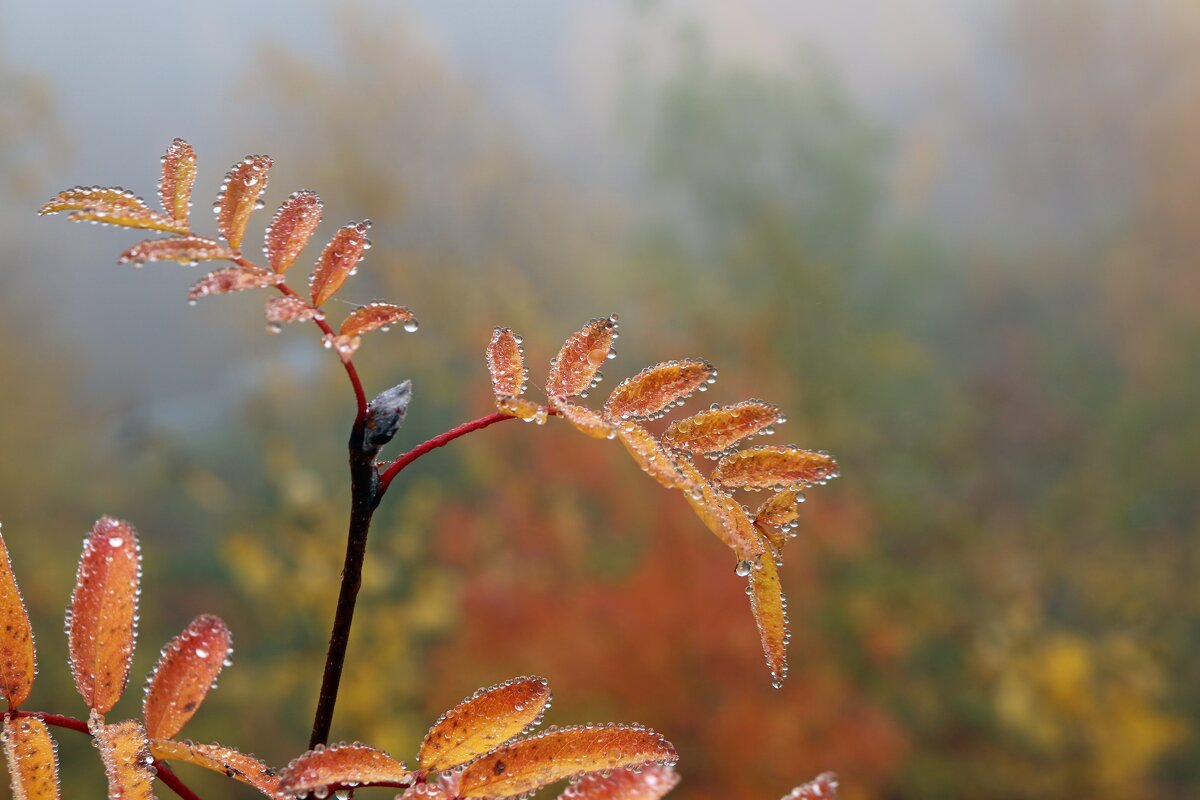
[376,411,518,496]
[230,253,368,426]
[8,711,205,800]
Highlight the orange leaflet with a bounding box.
[546,316,618,399]
[310,221,371,306]
[674,459,766,562]
[67,516,140,715]
[754,488,803,528]
[340,303,416,338]
[118,235,233,266]
[2,716,60,800]
[615,423,686,490]
[747,547,789,688]
[150,739,277,796]
[661,400,780,455]
[497,396,547,424]
[558,766,680,800]
[419,676,552,772]
[159,138,197,227]
[39,186,183,233]
[265,190,323,273]
[0,526,35,708]
[143,614,232,739]
[266,296,324,331]
[92,720,156,800]
[277,743,412,794]
[780,773,839,800]
[188,267,282,303]
[215,155,272,250]
[552,399,615,440]
[603,359,715,422]
[711,446,839,491]
[459,725,677,799]
[487,328,527,400]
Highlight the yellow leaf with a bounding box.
[615,423,686,490]
[674,459,766,562]
[92,720,155,800]
[547,316,618,399]
[151,739,277,796]
[487,328,527,400]
[661,400,780,455]
[604,360,715,421]
[339,303,416,338]
[459,725,677,799]
[40,186,183,233]
[712,446,838,491]
[746,543,789,688]
[159,139,197,227]
[419,676,552,772]
[2,716,60,800]
[0,527,35,708]
[215,155,272,250]
[552,399,615,440]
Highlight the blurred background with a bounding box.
[1,1,1198,798]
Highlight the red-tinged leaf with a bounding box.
[0,527,35,708]
[215,155,272,250]
[662,400,780,455]
[265,190,323,273]
[780,773,839,800]
[159,138,196,227]
[604,359,715,421]
[558,766,680,800]
[143,615,232,739]
[497,396,547,424]
[91,720,155,800]
[277,743,412,794]
[340,303,416,338]
[546,316,618,399]
[675,459,767,562]
[419,676,552,772]
[552,399,615,440]
[754,488,803,528]
[67,516,140,714]
[615,423,686,490]
[266,296,324,331]
[150,739,277,796]
[118,235,233,266]
[2,716,60,800]
[188,267,282,304]
[487,328,527,400]
[747,542,789,688]
[310,221,371,306]
[712,446,839,491]
[459,724,677,799]
[39,186,183,232]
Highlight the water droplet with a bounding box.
[734,560,753,577]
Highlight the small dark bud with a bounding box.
[363,380,411,452]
